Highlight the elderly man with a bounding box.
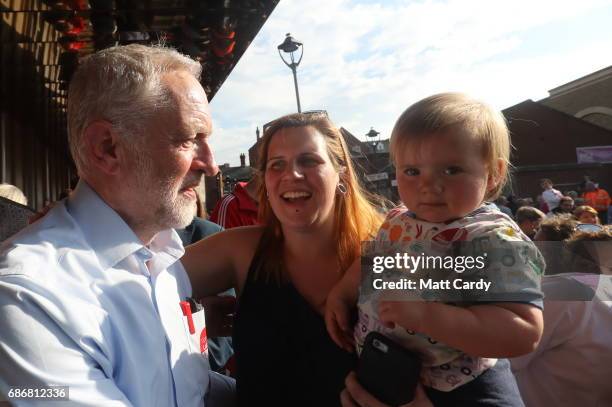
[0,45,234,406]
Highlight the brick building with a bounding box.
[504,100,612,199]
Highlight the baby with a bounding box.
[326,93,544,406]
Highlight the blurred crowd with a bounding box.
[495,177,610,242]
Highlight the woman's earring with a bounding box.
[337,183,347,195]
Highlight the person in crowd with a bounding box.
[574,205,600,225]
[511,228,612,406]
[210,177,259,228]
[182,112,384,406]
[506,194,520,215]
[566,190,585,207]
[326,92,544,407]
[0,45,235,405]
[582,181,610,225]
[540,178,563,212]
[534,214,578,242]
[578,175,596,193]
[0,184,34,243]
[0,183,28,206]
[516,206,546,240]
[536,194,548,214]
[549,195,574,216]
[494,196,514,218]
[563,226,611,275]
[533,214,579,278]
[513,197,531,212]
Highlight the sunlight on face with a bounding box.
[395,131,495,223]
[124,71,213,230]
[264,126,340,232]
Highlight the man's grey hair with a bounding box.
[67,44,202,175]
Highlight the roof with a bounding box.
[547,65,612,98]
[339,127,365,157]
[502,99,612,166]
[1,0,279,103]
[219,164,254,182]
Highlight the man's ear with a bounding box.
[82,120,121,175]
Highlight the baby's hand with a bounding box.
[378,301,428,332]
[325,284,356,353]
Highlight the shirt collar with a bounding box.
[66,180,184,271]
[403,204,491,224]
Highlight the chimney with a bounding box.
[240,153,246,168]
[256,126,260,141]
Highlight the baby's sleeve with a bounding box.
[455,222,545,307]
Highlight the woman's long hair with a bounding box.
[254,112,384,282]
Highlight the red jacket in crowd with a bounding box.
[582,188,611,212]
[210,182,259,229]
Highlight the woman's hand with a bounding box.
[325,257,362,352]
[325,283,356,352]
[200,296,236,338]
[340,372,432,407]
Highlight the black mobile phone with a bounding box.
[356,332,421,407]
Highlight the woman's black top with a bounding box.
[233,249,356,407]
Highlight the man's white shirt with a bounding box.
[542,188,563,211]
[0,181,210,406]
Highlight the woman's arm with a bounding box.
[325,257,361,351]
[378,301,543,358]
[182,225,263,299]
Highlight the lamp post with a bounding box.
[366,127,380,152]
[277,33,303,113]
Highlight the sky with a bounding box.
[209,0,612,167]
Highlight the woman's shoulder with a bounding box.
[184,225,266,265]
[222,224,265,236]
[182,225,267,296]
[215,225,266,253]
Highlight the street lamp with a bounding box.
[277,33,304,113]
[366,127,380,151]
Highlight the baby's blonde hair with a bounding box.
[390,92,510,200]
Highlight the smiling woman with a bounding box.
[264,125,339,231]
[182,112,384,406]
[254,113,385,281]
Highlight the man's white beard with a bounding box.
[131,152,197,231]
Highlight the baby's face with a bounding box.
[395,131,497,223]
